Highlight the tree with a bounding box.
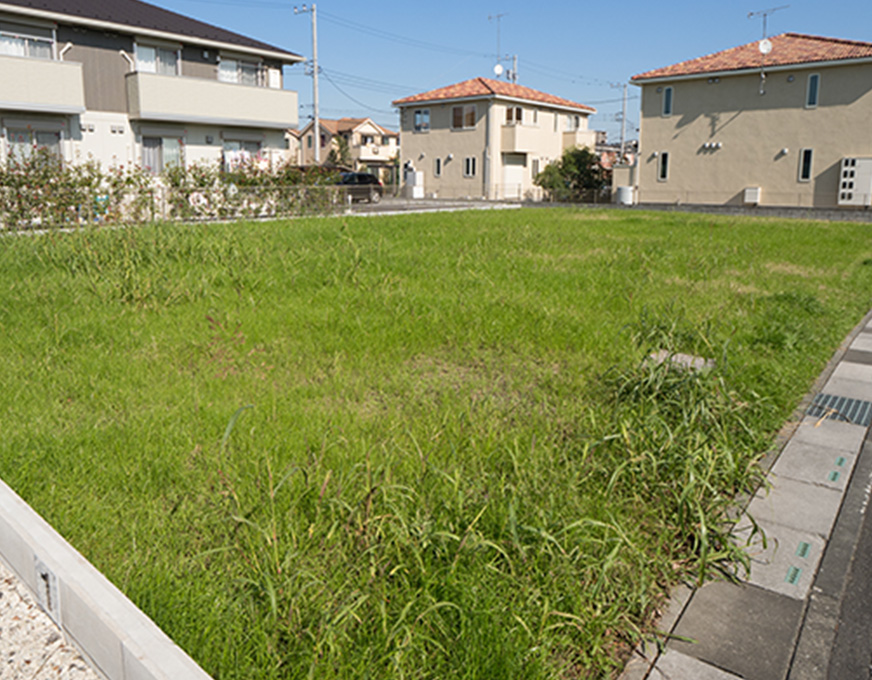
[534,146,611,202]
[326,136,351,168]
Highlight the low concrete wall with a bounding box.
[0,479,212,680]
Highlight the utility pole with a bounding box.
[620,83,627,162]
[295,4,320,163]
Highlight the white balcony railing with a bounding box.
[126,72,298,129]
[0,55,85,114]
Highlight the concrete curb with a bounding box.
[0,478,212,680]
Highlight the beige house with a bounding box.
[392,78,597,200]
[0,0,302,171]
[625,33,872,208]
[298,117,399,179]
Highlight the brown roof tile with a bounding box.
[632,33,872,81]
[392,77,595,113]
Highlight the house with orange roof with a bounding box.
[392,77,597,200]
[297,117,399,180]
[624,33,872,208]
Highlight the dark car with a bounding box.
[337,172,384,203]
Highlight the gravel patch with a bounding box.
[0,560,101,679]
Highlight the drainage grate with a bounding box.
[807,393,872,427]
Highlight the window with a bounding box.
[565,115,581,132]
[307,135,312,149]
[463,156,476,178]
[434,157,442,178]
[452,104,476,130]
[662,86,674,116]
[532,110,538,124]
[223,140,261,170]
[362,135,375,145]
[6,128,60,161]
[413,109,430,133]
[142,136,182,174]
[506,106,522,124]
[532,158,540,178]
[219,58,260,86]
[799,148,813,181]
[553,114,558,132]
[657,151,669,181]
[0,22,53,60]
[806,74,820,108]
[135,44,178,76]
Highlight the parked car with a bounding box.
[337,172,384,203]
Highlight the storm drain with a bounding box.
[807,393,872,427]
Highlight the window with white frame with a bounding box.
[434,157,442,178]
[463,156,476,178]
[142,136,183,174]
[799,148,813,181]
[506,106,522,124]
[223,139,261,170]
[219,58,260,86]
[565,114,581,131]
[0,22,53,59]
[657,151,669,181]
[662,86,674,116]
[452,104,476,130]
[413,109,430,133]
[135,44,179,76]
[805,74,820,108]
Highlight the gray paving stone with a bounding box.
[849,334,872,353]
[770,439,857,492]
[670,580,803,680]
[746,476,843,537]
[843,349,872,366]
[822,362,872,402]
[732,518,826,599]
[789,415,866,452]
[650,649,742,679]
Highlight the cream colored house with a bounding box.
[627,33,872,208]
[299,117,399,179]
[0,0,302,172]
[392,78,596,200]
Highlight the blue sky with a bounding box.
[150,0,872,142]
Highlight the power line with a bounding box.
[320,70,396,115]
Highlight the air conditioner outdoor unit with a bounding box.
[744,187,761,205]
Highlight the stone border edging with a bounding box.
[0,478,212,680]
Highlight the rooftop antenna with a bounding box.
[488,12,517,83]
[748,5,787,94]
[748,5,789,39]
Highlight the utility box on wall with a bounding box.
[837,158,872,207]
[744,187,761,205]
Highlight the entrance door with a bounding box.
[502,153,526,199]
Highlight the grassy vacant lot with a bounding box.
[2,208,871,678]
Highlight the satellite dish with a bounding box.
[493,63,504,76]
[759,38,773,55]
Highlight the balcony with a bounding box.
[501,123,542,153]
[126,72,298,129]
[0,55,85,114]
[562,129,596,151]
[354,144,395,162]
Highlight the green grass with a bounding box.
[2,208,871,678]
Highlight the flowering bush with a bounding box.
[0,151,341,230]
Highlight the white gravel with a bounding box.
[0,561,101,680]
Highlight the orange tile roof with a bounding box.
[302,117,398,137]
[632,33,872,81]
[392,77,595,113]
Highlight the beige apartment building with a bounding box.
[626,33,872,208]
[0,0,302,171]
[393,78,596,200]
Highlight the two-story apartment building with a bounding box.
[628,33,872,208]
[298,117,399,179]
[393,78,596,200]
[0,0,302,171]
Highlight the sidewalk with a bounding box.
[621,311,872,680]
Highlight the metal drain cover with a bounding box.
[807,393,872,427]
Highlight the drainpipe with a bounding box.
[58,42,73,61]
[119,50,135,72]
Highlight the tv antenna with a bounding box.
[488,12,517,83]
[748,5,789,39]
